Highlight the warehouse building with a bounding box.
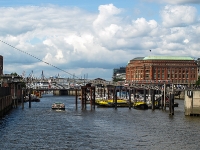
[126,56,197,85]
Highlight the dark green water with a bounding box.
[0,94,200,150]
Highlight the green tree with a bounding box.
[11,72,18,76]
[195,76,200,85]
[113,78,125,82]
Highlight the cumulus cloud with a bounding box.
[147,0,200,5]
[161,5,197,27]
[0,3,200,80]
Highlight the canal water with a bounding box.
[1,94,200,150]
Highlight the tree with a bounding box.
[113,78,125,82]
[11,72,18,76]
[195,76,200,85]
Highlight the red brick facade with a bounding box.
[126,57,198,84]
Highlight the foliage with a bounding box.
[113,78,125,82]
[11,72,18,76]
[21,82,26,88]
[195,76,200,85]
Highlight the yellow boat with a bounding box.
[96,99,132,107]
[133,101,148,110]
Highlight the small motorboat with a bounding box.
[52,102,65,110]
[133,101,148,110]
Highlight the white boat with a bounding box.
[52,102,65,110]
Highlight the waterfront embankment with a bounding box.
[0,87,12,117]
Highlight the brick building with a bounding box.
[126,56,198,85]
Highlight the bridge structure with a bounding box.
[24,71,188,96]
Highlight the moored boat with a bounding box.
[96,99,132,107]
[52,102,65,110]
[133,101,148,110]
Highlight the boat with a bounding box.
[96,99,132,107]
[52,102,65,110]
[133,101,148,110]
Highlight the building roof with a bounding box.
[131,57,145,60]
[143,56,194,61]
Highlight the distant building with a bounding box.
[196,58,200,77]
[126,56,198,85]
[0,55,3,75]
[113,67,126,81]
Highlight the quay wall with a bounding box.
[0,87,12,117]
[185,90,200,116]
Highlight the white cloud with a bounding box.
[147,0,200,4]
[161,5,197,27]
[183,39,189,44]
[0,4,200,80]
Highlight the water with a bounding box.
[1,94,200,150]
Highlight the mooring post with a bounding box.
[81,87,84,110]
[164,83,166,110]
[169,93,172,115]
[29,91,31,108]
[114,86,117,109]
[75,88,78,110]
[129,88,132,109]
[107,88,110,99]
[90,87,93,110]
[112,87,115,103]
[151,89,155,110]
[81,86,86,110]
[100,86,102,98]
[21,88,24,109]
[171,93,174,115]
[144,89,146,103]
[93,86,95,110]
[125,87,128,99]
[103,86,105,98]
[84,88,87,110]
[119,86,122,99]
[161,91,164,110]
[171,83,174,115]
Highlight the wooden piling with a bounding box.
[169,83,174,115]
[144,89,146,102]
[21,89,24,109]
[169,93,172,115]
[161,91,164,110]
[151,89,155,110]
[171,93,174,115]
[164,83,166,110]
[129,88,132,109]
[90,88,93,110]
[75,89,78,110]
[29,92,31,108]
[92,86,95,110]
[114,87,117,109]
[125,87,128,99]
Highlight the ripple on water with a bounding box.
[1,98,200,149]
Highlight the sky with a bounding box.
[0,0,200,81]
